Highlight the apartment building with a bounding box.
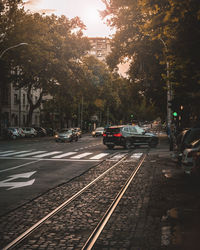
[1,84,41,131]
[88,37,129,77]
[88,37,111,61]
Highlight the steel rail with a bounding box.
[3,153,130,250]
[82,153,147,250]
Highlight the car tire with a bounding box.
[149,139,158,148]
[124,140,131,149]
[107,145,114,149]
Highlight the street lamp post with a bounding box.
[159,38,173,150]
[159,38,172,129]
[0,43,28,58]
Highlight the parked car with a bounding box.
[55,128,78,142]
[181,139,200,175]
[176,127,200,162]
[103,125,158,149]
[45,128,55,136]
[91,127,105,137]
[3,127,20,139]
[33,127,47,136]
[14,127,25,138]
[73,128,82,138]
[22,127,37,137]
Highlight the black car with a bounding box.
[103,125,158,149]
[33,127,47,136]
[176,127,200,162]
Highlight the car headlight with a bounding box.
[55,134,58,138]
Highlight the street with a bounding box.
[0,134,134,216]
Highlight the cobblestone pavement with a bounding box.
[1,135,200,249]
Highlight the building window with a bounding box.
[23,94,26,105]
[23,115,26,125]
[14,94,18,105]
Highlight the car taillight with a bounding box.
[114,133,122,137]
[103,133,106,137]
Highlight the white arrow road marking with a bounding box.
[51,152,77,159]
[0,151,31,157]
[33,151,62,158]
[0,171,36,190]
[15,151,46,157]
[71,152,93,159]
[90,153,109,160]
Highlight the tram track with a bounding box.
[1,149,148,249]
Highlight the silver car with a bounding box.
[55,128,78,142]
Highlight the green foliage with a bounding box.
[102,0,200,125]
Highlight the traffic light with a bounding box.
[172,112,178,117]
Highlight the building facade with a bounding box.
[1,83,41,133]
[88,37,111,62]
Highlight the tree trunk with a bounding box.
[26,84,43,126]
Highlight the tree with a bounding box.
[6,10,90,125]
[101,0,166,121]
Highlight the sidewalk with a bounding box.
[151,134,200,250]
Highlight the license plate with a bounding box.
[108,135,113,137]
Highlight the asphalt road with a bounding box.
[0,134,118,216]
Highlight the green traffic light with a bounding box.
[173,112,178,117]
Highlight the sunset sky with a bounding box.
[23,0,115,37]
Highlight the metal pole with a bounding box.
[159,38,173,150]
[0,43,28,58]
[80,96,83,130]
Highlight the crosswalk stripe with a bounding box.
[15,151,47,157]
[0,151,15,155]
[131,153,143,159]
[0,151,31,157]
[51,152,77,159]
[71,152,93,159]
[90,153,109,160]
[111,153,127,160]
[33,151,62,158]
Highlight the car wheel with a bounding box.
[124,140,131,149]
[107,145,114,149]
[12,135,17,140]
[149,139,158,148]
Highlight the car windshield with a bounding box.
[134,125,145,134]
[106,127,120,133]
[96,127,104,131]
[59,129,71,133]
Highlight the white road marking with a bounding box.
[90,153,109,160]
[0,160,41,173]
[0,171,36,190]
[131,153,143,159]
[51,152,77,159]
[0,151,31,157]
[15,151,46,157]
[71,152,93,159]
[33,151,62,158]
[0,151,15,154]
[111,153,127,160]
